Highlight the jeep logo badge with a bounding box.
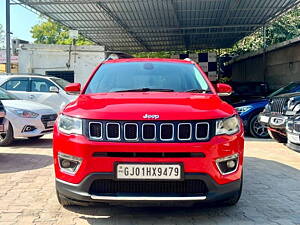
[143,114,160,119]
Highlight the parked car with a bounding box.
[0,88,57,146]
[53,58,244,206]
[286,115,300,152]
[222,82,269,105]
[0,74,78,113]
[259,91,300,144]
[0,100,6,135]
[234,82,300,138]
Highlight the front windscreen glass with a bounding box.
[0,88,18,100]
[85,62,210,94]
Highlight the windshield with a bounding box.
[0,88,18,100]
[50,77,70,89]
[85,62,210,94]
[268,83,300,98]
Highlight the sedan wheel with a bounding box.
[0,122,14,146]
[249,115,269,138]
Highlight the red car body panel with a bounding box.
[53,58,244,204]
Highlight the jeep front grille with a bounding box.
[87,121,212,143]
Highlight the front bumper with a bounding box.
[56,173,242,203]
[8,114,55,138]
[53,126,244,204]
[286,132,300,153]
[258,112,288,130]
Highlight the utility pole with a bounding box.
[6,0,11,73]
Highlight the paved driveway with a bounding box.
[0,136,299,225]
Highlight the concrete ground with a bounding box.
[0,135,299,225]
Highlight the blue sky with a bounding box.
[0,1,41,43]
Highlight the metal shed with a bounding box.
[17,0,300,52]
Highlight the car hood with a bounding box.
[2,100,56,114]
[63,92,236,120]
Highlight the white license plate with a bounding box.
[116,164,182,180]
[47,121,55,127]
[260,115,269,123]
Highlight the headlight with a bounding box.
[58,114,82,135]
[216,115,240,136]
[13,109,39,118]
[235,106,252,114]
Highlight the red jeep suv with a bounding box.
[53,58,244,206]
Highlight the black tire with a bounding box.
[249,114,269,138]
[268,130,287,143]
[0,122,14,146]
[56,191,75,206]
[28,135,44,140]
[220,174,243,206]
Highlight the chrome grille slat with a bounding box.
[89,122,102,140]
[178,123,192,141]
[160,123,175,141]
[106,123,121,140]
[124,123,138,141]
[88,121,210,142]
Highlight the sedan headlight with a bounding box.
[58,114,82,135]
[216,115,240,136]
[235,106,252,114]
[13,109,39,118]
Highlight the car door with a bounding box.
[0,77,30,100]
[30,78,65,112]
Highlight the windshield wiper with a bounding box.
[185,89,211,93]
[114,88,174,92]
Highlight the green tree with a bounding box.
[231,7,300,55]
[31,20,94,45]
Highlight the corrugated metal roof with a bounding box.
[18,0,300,52]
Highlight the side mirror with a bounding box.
[64,83,81,93]
[216,83,232,96]
[49,86,59,93]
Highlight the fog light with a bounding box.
[61,159,71,168]
[216,153,239,175]
[58,152,82,175]
[226,160,236,168]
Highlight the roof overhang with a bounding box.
[18,0,300,52]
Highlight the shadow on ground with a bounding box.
[64,157,300,225]
[0,153,53,173]
[3,137,53,149]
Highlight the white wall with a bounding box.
[18,44,106,85]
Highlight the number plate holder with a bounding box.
[115,162,184,181]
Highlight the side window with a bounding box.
[5,79,29,91]
[31,79,54,93]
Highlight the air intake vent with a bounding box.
[142,124,156,140]
[160,124,174,141]
[89,122,102,139]
[196,123,209,140]
[106,123,120,140]
[178,123,192,140]
[124,123,138,140]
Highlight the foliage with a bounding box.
[231,7,300,55]
[31,20,94,45]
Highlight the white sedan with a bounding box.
[0,88,57,146]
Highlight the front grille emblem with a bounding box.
[143,114,160,119]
